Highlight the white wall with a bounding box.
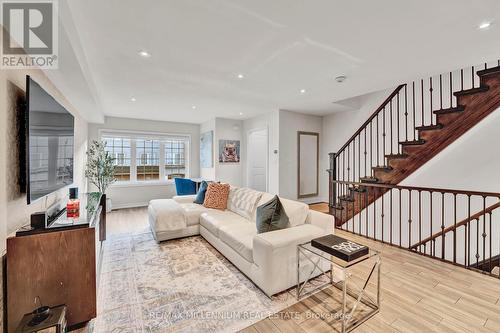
[278,110,323,203]
[200,119,216,180]
[1,70,89,240]
[215,118,243,186]
[88,116,200,208]
[242,111,280,194]
[200,117,244,186]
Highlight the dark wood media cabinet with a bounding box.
[6,193,107,332]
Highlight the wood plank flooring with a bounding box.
[77,203,500,332]
[241,202,500,333]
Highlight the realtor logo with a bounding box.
[1,0,58,68]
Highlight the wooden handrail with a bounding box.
[336,84,406,155]
[330,180,500,198]
[410,201,500,250]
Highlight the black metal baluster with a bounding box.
[370,122,373,177]
[358,134,361,183]
[449,72,453,108]
[421,79,425,126]
[467,195,471,266]
[390,189,393,245]
[382,107,386,166]
[460,69,464,91]
[399,188,402,247]
[453,194,457,264]
[412,82,416,140]
[439,74,443,110]
[429,77,434,125]
[365,187,369,237]
[397,93,400,150]
[404,85,408,142]
[376,114,380,167]
[364,129,367,178]
[419,191,422,253]
[471,66,475,88]
[408,190,412,249]
[381,189,385,243]
[347,145,350,183]
[489,211,492,275]
[441,192,445,260]
[482,196,486,267]
[390,100,394,155]
[430,192,434,256]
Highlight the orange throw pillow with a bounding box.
[203,183,230,210]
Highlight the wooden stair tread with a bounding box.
[416,124,443,131]
[386,153,408,160]
[477,66,500,77]
[399,139,426,146]
[339,195,354,202]
[360,176,379,183]
[433,106,465,115]
[453,86,489,96]
[372,166,393,172]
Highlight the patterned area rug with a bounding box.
[91,230,316,332]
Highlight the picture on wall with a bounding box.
[200,131,213,168]
[219,139,240,163]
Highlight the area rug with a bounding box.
[91,229,325,333]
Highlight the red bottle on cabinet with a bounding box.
[67,187,80,218]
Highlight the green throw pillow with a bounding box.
[256,195,289,233]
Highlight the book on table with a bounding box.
[311,234,369,262]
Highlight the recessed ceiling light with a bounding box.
[192,105,197,110]
[130,97,136,102]
[239,112,243,116]
[237,74,244,79]
[479,21,491,29]
[300,89,306,94]
[138,50,151,58]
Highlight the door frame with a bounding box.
[246,127,269,192]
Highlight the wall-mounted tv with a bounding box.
[26,76,75,204]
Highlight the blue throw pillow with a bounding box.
[256,195,289,233]
[194,181,208,204]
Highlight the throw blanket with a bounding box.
[149,199,186,231]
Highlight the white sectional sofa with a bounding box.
[148,188,334,296]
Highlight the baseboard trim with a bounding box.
[111,202,149,210]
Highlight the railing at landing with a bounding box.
[330,180,500,279]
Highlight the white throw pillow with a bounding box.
[279,198,309,227]
[228,187,263,220]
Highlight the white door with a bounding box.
[247,128,268,192]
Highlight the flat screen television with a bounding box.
[26,75,75,204]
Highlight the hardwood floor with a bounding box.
[77,204,500,332]
[240,203,500,333]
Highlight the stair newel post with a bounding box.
[329,152,337,210]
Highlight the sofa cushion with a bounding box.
[200,210,249,237]
[181,203,208,226]
[203,183,230,210]
[256,195,289,233]
[219,223,256,262]
[228,187,263,220]
[280,198,309,227]
[193,181,208,204]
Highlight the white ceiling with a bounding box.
[52,0,500,124]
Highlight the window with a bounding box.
[165,139,186,179]
[103,137,131,181]
[136,139,160,181]
[101,132,190,184]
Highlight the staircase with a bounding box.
[329,61,500,226]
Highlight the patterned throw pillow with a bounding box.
[228,187,263,220]
[203,183,230,210]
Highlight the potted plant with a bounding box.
[85,140,116,212]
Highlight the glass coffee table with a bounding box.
[297,241,381,333]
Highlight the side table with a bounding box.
[297,241,381,333]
